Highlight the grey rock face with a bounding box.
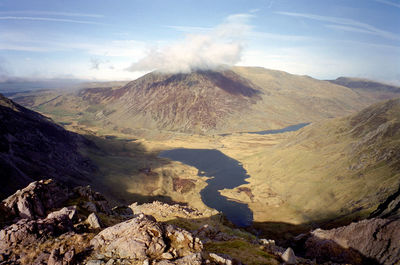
[0,206,76,253]
[73,186,112,214]
[87,212,102,229]
[304,218,400,265]
[281,247,296,264]
[90,213,202,262]
[2,179,69,220]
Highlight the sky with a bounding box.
[0,0,399,84]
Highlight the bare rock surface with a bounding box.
[193,224,238,243]
[73,186,112,214]
[0,206,76,253]
[129,201,204,220]
[2,179,69,220]
[91,213,202,262]
[303,218,400,265]
[87,212,102,229]
[281,247,296,264]
[209,253,235,265]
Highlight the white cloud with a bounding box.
[126,14,253,73]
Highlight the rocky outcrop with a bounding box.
[90,213,202,263]
[281,248,296,264]
[130,201,203,220]
[193,224,238,243]
[303,218,400,265]
[73,185,112,215]
[0,179,284,265]
[87,213,102,229]
[0,206,76,253]
[1,179,69,221]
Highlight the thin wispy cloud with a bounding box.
[169,24,312,42]
[0,16,105,25]
[325,25,377,35]
[0,11,104,18]
[276,11,400,41]
[375,0,400,8]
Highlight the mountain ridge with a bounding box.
[12,66,400,135]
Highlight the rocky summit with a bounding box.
[1,179,399,265]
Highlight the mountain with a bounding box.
[328,77,400,101]
[0,93,210,209]
[220,98,400,227]
[328,76,400,93]
[0,93,96,198]
[12,66,400,135]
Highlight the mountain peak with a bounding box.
[128,69,262,97]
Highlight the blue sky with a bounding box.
[0,0,399,84]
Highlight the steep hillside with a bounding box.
[100,69,263,133]
[219,98,400,227]
[0,93,96,198]
[12,66,397,135]
[0,94,212,210]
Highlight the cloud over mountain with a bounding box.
[126,14,253,73]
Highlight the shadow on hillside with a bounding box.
[78,134,176,206]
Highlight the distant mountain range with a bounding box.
[10,66,400,135]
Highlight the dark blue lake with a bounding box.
[159,149,253,227]
[159,123,310,227]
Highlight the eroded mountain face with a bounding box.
[0,93,96,199]
[94,69,263,133]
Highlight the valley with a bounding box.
[2,1,400,263]
[6,66,400,237]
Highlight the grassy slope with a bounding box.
[220,98,400,227]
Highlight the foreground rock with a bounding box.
[303,218,400,265]
[90,213,203,263]
[73,185,112,215]
[1,179,69,221]
[0,206,76,253]
[0,179,284,265]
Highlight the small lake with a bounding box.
[159,123,310,227]
[159,149,253,227]
[248,122,310,135]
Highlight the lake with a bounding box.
[159,123,309,227]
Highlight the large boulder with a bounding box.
[2,179,69,220]
[90,213,202,262]
[303,218,400,265]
